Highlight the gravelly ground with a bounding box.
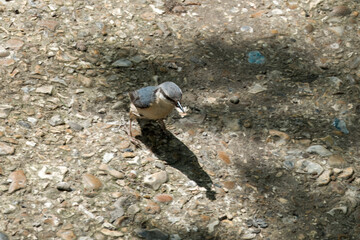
[1,0,360,239]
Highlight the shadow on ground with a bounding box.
[135,119,216,200]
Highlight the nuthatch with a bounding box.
[128,81,184,136]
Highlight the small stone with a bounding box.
[328,155,346,167]
[338,167,354,179]
[0,59,15,66]
[330,6,351,17]
[145,200,161,214]
[0,142,15,155]
[229,96,240,104]
[328,26,345,36]
[56,230,76,240]
[6,39,24,50]
[304,24,314,34]
[306,145,332,157]
[248,83,267,93]
[135,228,168,240]
[36,85,54,95]
[0,232,9,240]
[317,169,332,186]
[141,12,156,21]
[243,119,252,128]
[68,122,84,131]
[0,51,10,58]
[78,74,93,87]
[144,171,168,190]
[76,40,87,51]
[217,151,231,165]
[38,19,59,31]
[56,51,78,62]
[57,182,72,191]
[122,152,136,158]
[109,208,124,222]
[49,114,64,126]
[0,105,13,119]
[329,182,346,195]
[112,59,133,67]
[8,170,26,193]
[38,166,68,181]
[207,220,220,233]
[103,152,115,163]
[223,181,236,189]
[100,229,124,237]
[128,204,141,215]
[242,232,257,239]
[154,194,173,203]
[297,160,324,175]
[82,173,103,190]
[108,168,124,179]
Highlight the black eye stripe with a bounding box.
[159,88,177,104]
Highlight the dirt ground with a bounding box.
[1,0,360,239]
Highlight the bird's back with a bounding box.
[129,86,157,109]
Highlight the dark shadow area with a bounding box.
[88,30,360,239]
[135,119,216,200]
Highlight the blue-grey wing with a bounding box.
[129,86,157,108]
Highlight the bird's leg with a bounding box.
[158,119,166,131]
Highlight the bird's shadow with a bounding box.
[136,119,216,200]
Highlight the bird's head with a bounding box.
[157,81,184,112]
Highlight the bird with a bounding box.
[128,81,184,136]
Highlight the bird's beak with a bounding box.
[176,101,184,112]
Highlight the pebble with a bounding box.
[0,142,15,155]
[330,6,351,17]
[135,228,169,240]
[248,83,267,93]
[217,151,231,165]
[296,160,324,175]
[77,74,93,88]
[144,171,168,190]
[328,26,345,36]
[56,230,76,240]
[68,122,84,131]
[0,232,9,240]
[0,105,14,119]
[141,12,156,21]
[128,204,141,215]
[328,155,346,167]
[154,194,173,203]
[122,152,136,158]
[304,24,314,34]
[38,19,59,31]
[229,96,240,104]
[82,173,103,190]
[38,166,68,181]
[8,170,27,193]
[6,39,24,50]
[207,220,220,233]
[49,114,64,126]
[306,145,332,157]
[100,229,124,237]
[103,152,115,163]
[145,200,161,214]
[111,59,133,67]
[57,182,73,192]
[36,85,54,95]
[0,51,10,58]
[242,232,257,239]
[338,167,354,179]
[317,169,332,186]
